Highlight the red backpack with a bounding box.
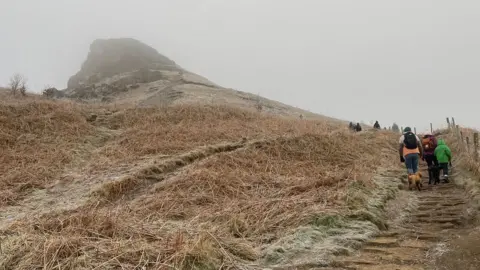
[422,136,436,151]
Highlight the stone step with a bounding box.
[417,205,464,212]
[365,237,399,247]
[400,239,432,249]
[419,200,465,206]
[414,217,462,225]
[353,264,426,270]
[378,231,401,237]
[405,233,441,241]
[418,196,463,201]
[412,211,461,218]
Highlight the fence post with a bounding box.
[446,118,450,129]
[460,131,464,143]
[414,127,417,134]
[474,133,479,161]
[452,117,456,128]
[466,136,470,154]
[430,123,433,134]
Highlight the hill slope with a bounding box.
[58,38,336,121]
[0,94,402,269]
[0,39,402,269]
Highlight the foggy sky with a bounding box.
[2,0,479,132]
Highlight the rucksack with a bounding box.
[422,137,436,151]
[404,132,418,150]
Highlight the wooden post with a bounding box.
[430,123,433,134]
[466,136,470,153]
[452,117,456,128]
[474,133,479,161]
[414,127,417,134]
[446,118,450,129]
[460,131,464,143]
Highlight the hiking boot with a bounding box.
[443,175,449,183]
[431,166,440,185]
[428,168,433,185]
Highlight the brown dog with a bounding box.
[408,172,423,191]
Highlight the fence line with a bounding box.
[438,117,479,162]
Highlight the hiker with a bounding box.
[434,139,452,182]
[355,123,362,132]
[422,133,440,184]
[373,121,381,129]
[399,127,424,175]
[349,122,354,131]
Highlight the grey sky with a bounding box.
[1,0,479,131]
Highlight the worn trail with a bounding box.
[324,168,468,270]
[0,138,254,230]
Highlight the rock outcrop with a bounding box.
[67,38,178,88]
[60,37,333,121]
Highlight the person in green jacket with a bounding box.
[434,139,452,182]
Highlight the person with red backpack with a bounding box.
[422,133,440,184]
[399,127,424,175]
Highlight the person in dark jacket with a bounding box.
[355,123,362,132]
[421,133,439,184]
[373,121,381,129]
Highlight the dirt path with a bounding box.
[324,166,470,270]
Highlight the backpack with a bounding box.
[403,132,418,150]
[422,137,436,151]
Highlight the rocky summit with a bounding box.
[58,38,331,120]
[67,38,179,89]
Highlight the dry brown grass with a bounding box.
[0,95,404,269]
[0,95,94,205]
[438,127,480,177]
[88,105,344,171]
[93,140,248,202]
[2,121,399,269]
[137,132,397,236]
[0,94,342,206]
